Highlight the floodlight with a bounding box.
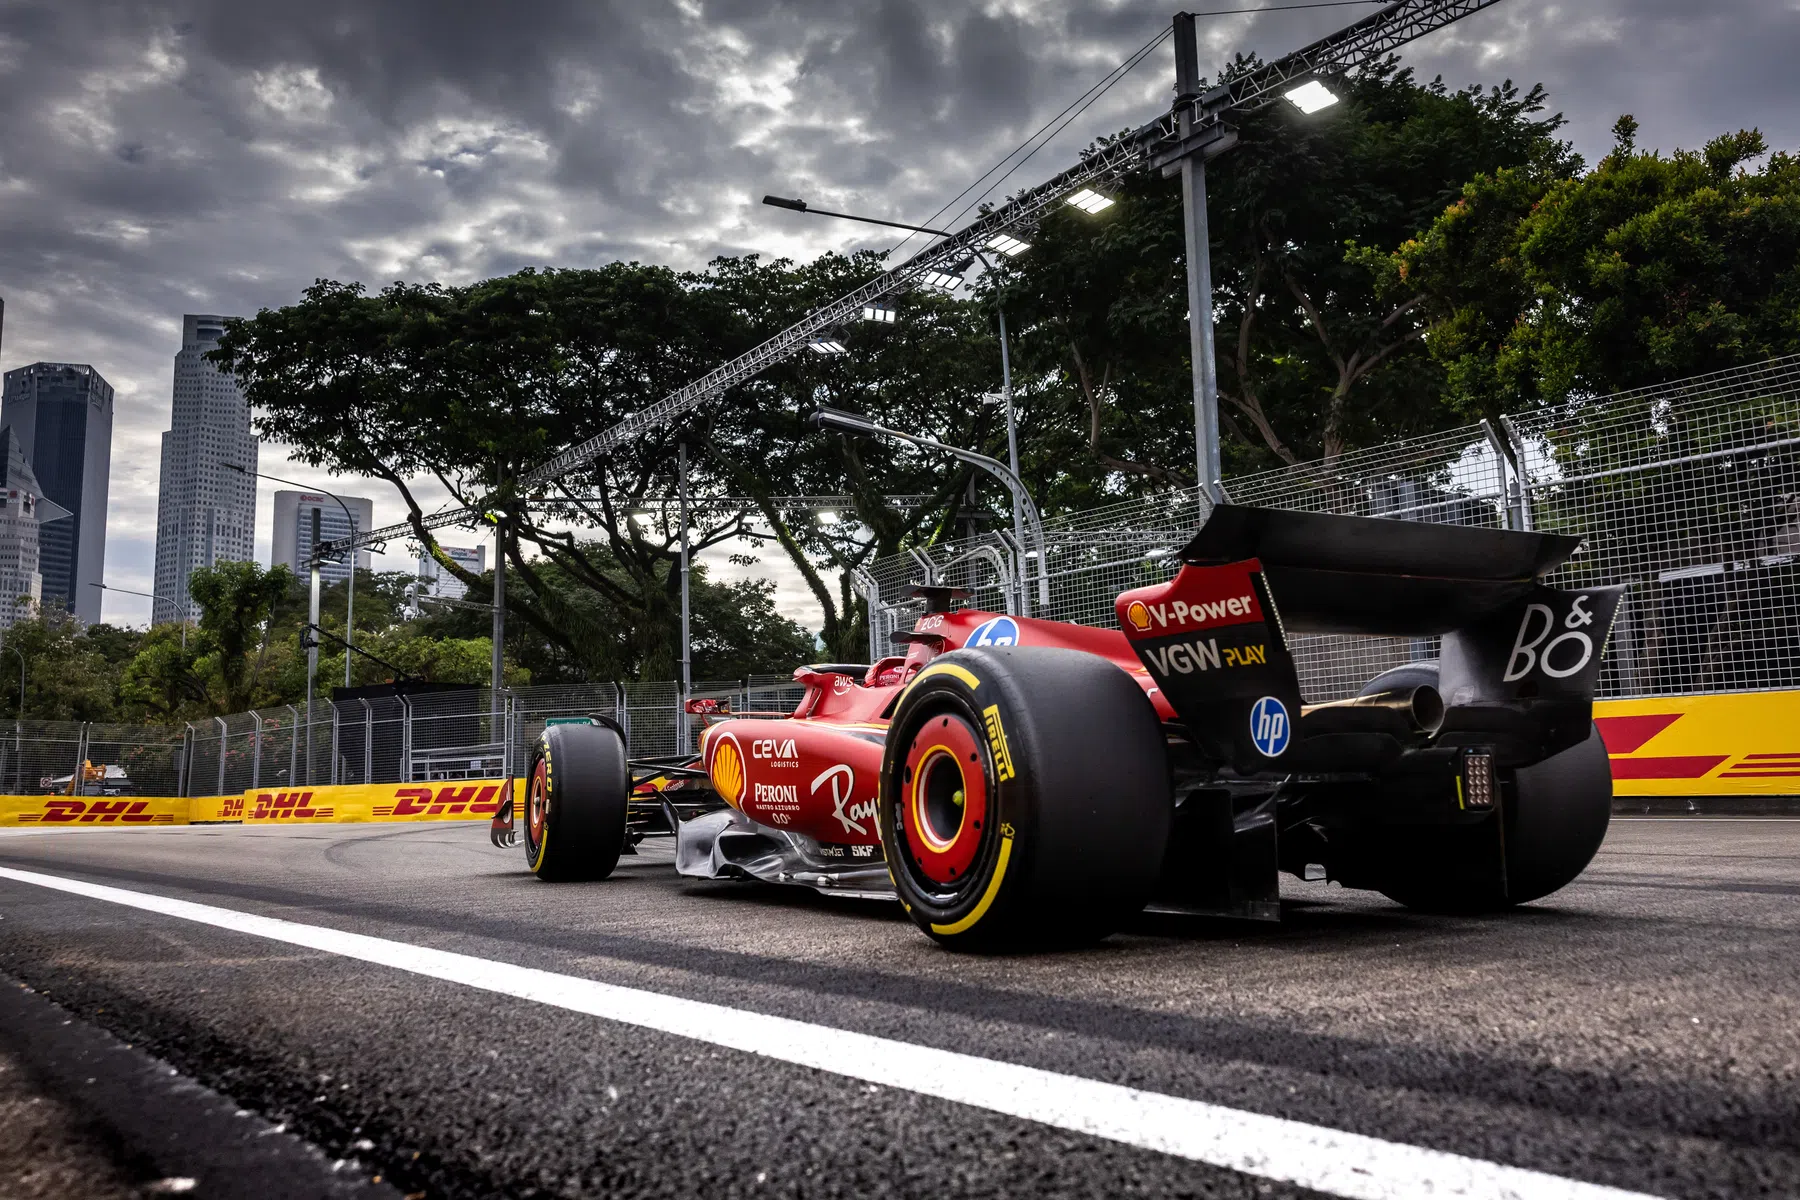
[861,304,896,324]
[1283,80,1340,114]
[817,510,841,524]
[921,269,962,292]
[808,339,847,355]
[986,233,1030,257]
[1065,188,1115,214]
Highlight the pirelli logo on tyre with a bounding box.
[981,704,1016,782]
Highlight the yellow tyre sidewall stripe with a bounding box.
[929,829,1013,936]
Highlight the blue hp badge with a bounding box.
[1249,696,1291,757]
[967,616,1021,648]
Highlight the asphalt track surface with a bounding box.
[0,818,1794,1200]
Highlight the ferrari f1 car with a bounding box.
[490,505,1622,949]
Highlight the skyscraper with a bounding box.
[271,490,374,585]
[0,425,72,631]
[417,544,486,601]
[0,362,115,622]
[153,316,258,625]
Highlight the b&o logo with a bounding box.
[967,616,1020,648]
[1504,594,1596,682]
[1249,696,1291,757]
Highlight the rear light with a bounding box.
[1460,751,1496,810]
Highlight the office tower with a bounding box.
[0,426,72,631]
[417,545,486,601]
[0,362,115,622]
[271,490,374,585]
[152,316,258,625]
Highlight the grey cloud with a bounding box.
[0,0,1792,625]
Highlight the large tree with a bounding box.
[1390,119,1800,412]
[996,59,1578,496]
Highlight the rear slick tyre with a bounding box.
[880,647,1171,951]
[525,722,629,882]
[1377,725,1613,912]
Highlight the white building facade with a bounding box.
[0,426,71,631]
[418,545,486,601]
[271,490,374,585]
[152,316,258,624]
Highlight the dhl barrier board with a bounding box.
[231,779,523,824]
[1596,691,1800,796]
[0,794,189,827]
[7,691,1799,825]
[3,780,525,827]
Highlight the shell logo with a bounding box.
[1125,600,1152,632]
[710,734,746,807]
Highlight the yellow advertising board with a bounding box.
[0,794,189,827]
[7,692,1797,826]
[1596,691,1800,796]
[235,778,523,824]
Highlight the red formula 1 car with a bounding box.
[491,505,1623,949]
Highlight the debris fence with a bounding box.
[12,355,1797,797]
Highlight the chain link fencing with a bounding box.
[13,355,1794,798]
[863,354,1800,704]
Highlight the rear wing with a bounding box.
[1121,506,1621,774]
[1177,504,1582,635]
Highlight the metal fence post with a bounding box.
[401,695,413,782]
[330,702,341,786]
[251,712,262,790]
[214,716,227,796]
[362,699,372,785]
[287,704,299,786]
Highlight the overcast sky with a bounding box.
[1,0,1795,629]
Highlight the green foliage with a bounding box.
[999,59,1578,483]
[1394,121,1800,410]
[0,614,140,721]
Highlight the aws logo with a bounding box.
[710,734,746,806]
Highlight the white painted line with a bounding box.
[0,865,1659,1200]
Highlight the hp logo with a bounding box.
[1249,696,1291,758]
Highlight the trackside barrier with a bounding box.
[1,779,525,827]
[1595,691,1800,797]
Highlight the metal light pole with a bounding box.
[305,508,321,786]
[761,196,1048,611]
[677,441,692,754]
[490,516,506,698]
[810,407,1049,610]
[1174,12,1224,499]
[92,582,189,650]
[224,464,359,684]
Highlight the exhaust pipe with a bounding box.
[1304,684,1445,736]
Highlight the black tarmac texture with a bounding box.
[0,816,1795,1200]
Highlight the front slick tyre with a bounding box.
[881,647,1170,951]
[525,721,629,882]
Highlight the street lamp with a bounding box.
[809,407,1049,613]
[760,193,1081,614]
[91,582,190,649]
[1282,80,1341,114]
[223,464,359,688]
